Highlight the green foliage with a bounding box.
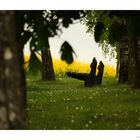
[28,51,42,74]
[16,11,84,47]
[107,11,140,39]
[21,31,32,45]
[94,22,105,42]
[16,11,85,65]
[127,17,140,38]
[30,37,38,51]
[60,41,76,64]
[84,11,118,59]
[84,11,140,60]
[108,22,124,45]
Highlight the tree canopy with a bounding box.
[85,10,140,87]
[85,11,140,51]
[16,11,85,62]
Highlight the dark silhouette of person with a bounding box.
[96,61,104,85]
[66,57,104,87]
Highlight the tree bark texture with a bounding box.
[128,38,140,88]
[41,39,55,81]
[116,60,120,78]
[0,11,26,129]
[119,37,129,83]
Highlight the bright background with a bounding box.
[24,22,117,66]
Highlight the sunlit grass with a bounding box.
[26,75,140,130]
[25,54,140,130]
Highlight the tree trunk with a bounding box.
[0,11,26,129]
[116,60,120,78]
[128,38,140,88]
[119,36,129,83]
[128,39,134,85]
[41,38,55,81]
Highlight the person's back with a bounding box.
[85,57,97,87]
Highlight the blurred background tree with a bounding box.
[0,11,26,129]
[16,10,85,81]
[84,10,140,88]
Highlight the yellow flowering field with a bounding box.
[24,55,30,70]
[103,64,116,77]
[24,55,116,77]
[53,58,116,77]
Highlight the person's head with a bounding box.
[92,57,97,64]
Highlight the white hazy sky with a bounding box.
[24,22,117,66]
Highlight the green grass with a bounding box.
[26,74,140,130]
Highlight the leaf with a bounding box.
[94,22,105,42]
[28,51,42,74]
[60,41,76,64]
[62,18,72,28]
[30,37,37,51]
[21,31,31,45]
[108,22,125,44]
[127,17,140,38]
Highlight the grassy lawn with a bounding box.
[26,74,140,130]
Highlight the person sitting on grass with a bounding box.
[66,57,104,87]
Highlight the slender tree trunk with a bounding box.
[116,60,120,78]
[115,45,120,79]
[0,11,26,129]
[41,38,55,81]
